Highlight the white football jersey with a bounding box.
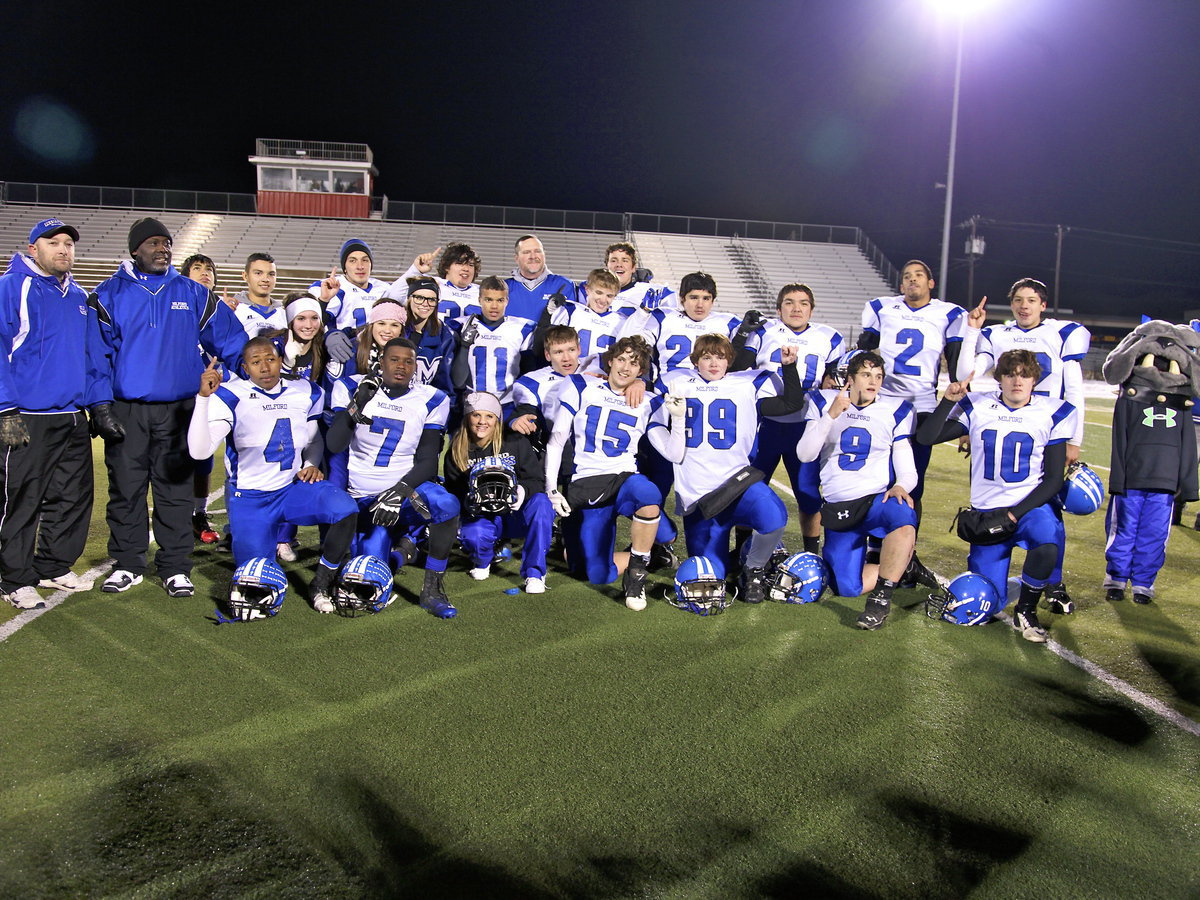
[555,374,670,480]
[665,369,779,510]
[311,276,391,332]
[976,319,1091,399]
[949,392,1077,510]
[512,366,573,430]
[643,309,740,374]
[234,302,286,339]
[861,296,966,412]
[454,315,535,401]
[803,391,915,503]
[209,378,324,493]
[330,377,450,498]
[746,320,845,423]
[551,302,632,360]
[387,267,480,320]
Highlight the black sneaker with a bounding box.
[192,512,220,544]
[856,591,891,630]
[419,571,457,618]
[739,566,767,604]
[900,554,947,591]
[1132,592,1152,605]
[649,543,678,571]
[1013,604,1048,643]
[1106,587,1125,603]
[1043,582,1074,615]
[622,557,649,611]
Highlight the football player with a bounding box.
[509,324,583,445]
[181,253,223,545]
[389,242,482,319]
[543,336,687,610]
[326,338,461,618]
[310,238,391,363]
[451,276,536,406]
[666,335,805,601]
[231,253,285,339]
[626,272,741,378]
[187,337,358,612]
[796,351,919,631]
[576,242,676,315]
[915,349,1078,643]
[742,283,845,554]
[444,392,551,592]
[543,269,634,366]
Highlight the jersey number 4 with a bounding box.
[264,419,296,470]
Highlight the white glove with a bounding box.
[514,485,526,510]
[283,337,306,367]
[548,489,572,517]
[664,393,688,417]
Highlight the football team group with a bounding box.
[1,214,1108,639]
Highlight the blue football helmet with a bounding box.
[670,556,729,616]
[227,557,287,621]
[926,572,1000,625]
[1059,461,1104,515]
[830,349,867,388]
[766,552,827,604]
[333,555,394,616]
[467,455,518,516]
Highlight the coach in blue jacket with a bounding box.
[90,218,246,597]
[0,218,117,609]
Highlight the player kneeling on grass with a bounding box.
[543,336,687,610]
[796,351,918,630]
[915,349,1077,643]
[445,391,552,593]
[326,338,461,619]
[666,334,805,601]
[187,337,358,614]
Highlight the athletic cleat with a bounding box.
[738,566,767,604]
[649,542,678,571]
[276,541,298,563]
[1106,587,1125,603]
[164,574,195,597]
[312,592,335,614]
[4,586,45,609]
[1043,582,1075,615]
[901,554,948,591]
[469,565,490,581]
[38,571,94,593]
[1132,592,1152,605]
[492,543,513,564]
[395,536,418,568]
[310,567,337,613]
[102,570,143,593]
[419,571,457,618]
[623,557,649,611]
[193,512,220,544]
[524,576,546,594]
[856,591,891,630]
[1013,606,1048,643]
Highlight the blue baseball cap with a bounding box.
[29,218,79,244]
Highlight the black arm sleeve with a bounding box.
[857,330,880,351]
[1011,441,1067,519]
[326,409,355,455]
[756,363,806,418]
[943,341,963,384]
[450,336,473,391]
[732,347,758,372]
[397,428,445,491]
[529,307,554,361]
[915,397,967,445]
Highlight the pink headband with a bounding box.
[368,301,407,325]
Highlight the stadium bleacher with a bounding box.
[0,201,897,340]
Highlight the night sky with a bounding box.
[4,0,1199,320]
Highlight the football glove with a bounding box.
[324,329,355,363]
[88,404,126,442]
[0,410,30,448]
[663,393,688,417]
[370,484,410,526]
[283,337,306,367]
[347,372,382,425]
[735,309,765,340]
[548,489,572,517]
[459,315,480,346]
[546,292,569,312]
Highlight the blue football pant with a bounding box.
[967,503,1064,602]
[354,482,460,574]
[752,418,822,514]
[566,473,662,585]
[229,480,357,566]
[1104,490,1173,595]
[823,493,918,597]
[460,491,553,579]
[683,482,788,579]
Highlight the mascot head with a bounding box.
[1102,319,1200,398]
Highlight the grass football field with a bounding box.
[2,398,1199,898]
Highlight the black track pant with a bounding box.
[104,398,195,578]
[0,411,93,591]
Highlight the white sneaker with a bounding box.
[276,542,298,563]
[38,571,95,592]
[4,586,45,609]
[524,577,546,594]
[313,592,335,614]
[164,574,195,597]
[625,594,647,612]
[102,570,143,593]
[469,566,490,581]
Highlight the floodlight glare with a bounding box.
[928,0,997,16]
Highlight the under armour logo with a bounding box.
[838,510,850,520]
[1142,408,1177,427]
